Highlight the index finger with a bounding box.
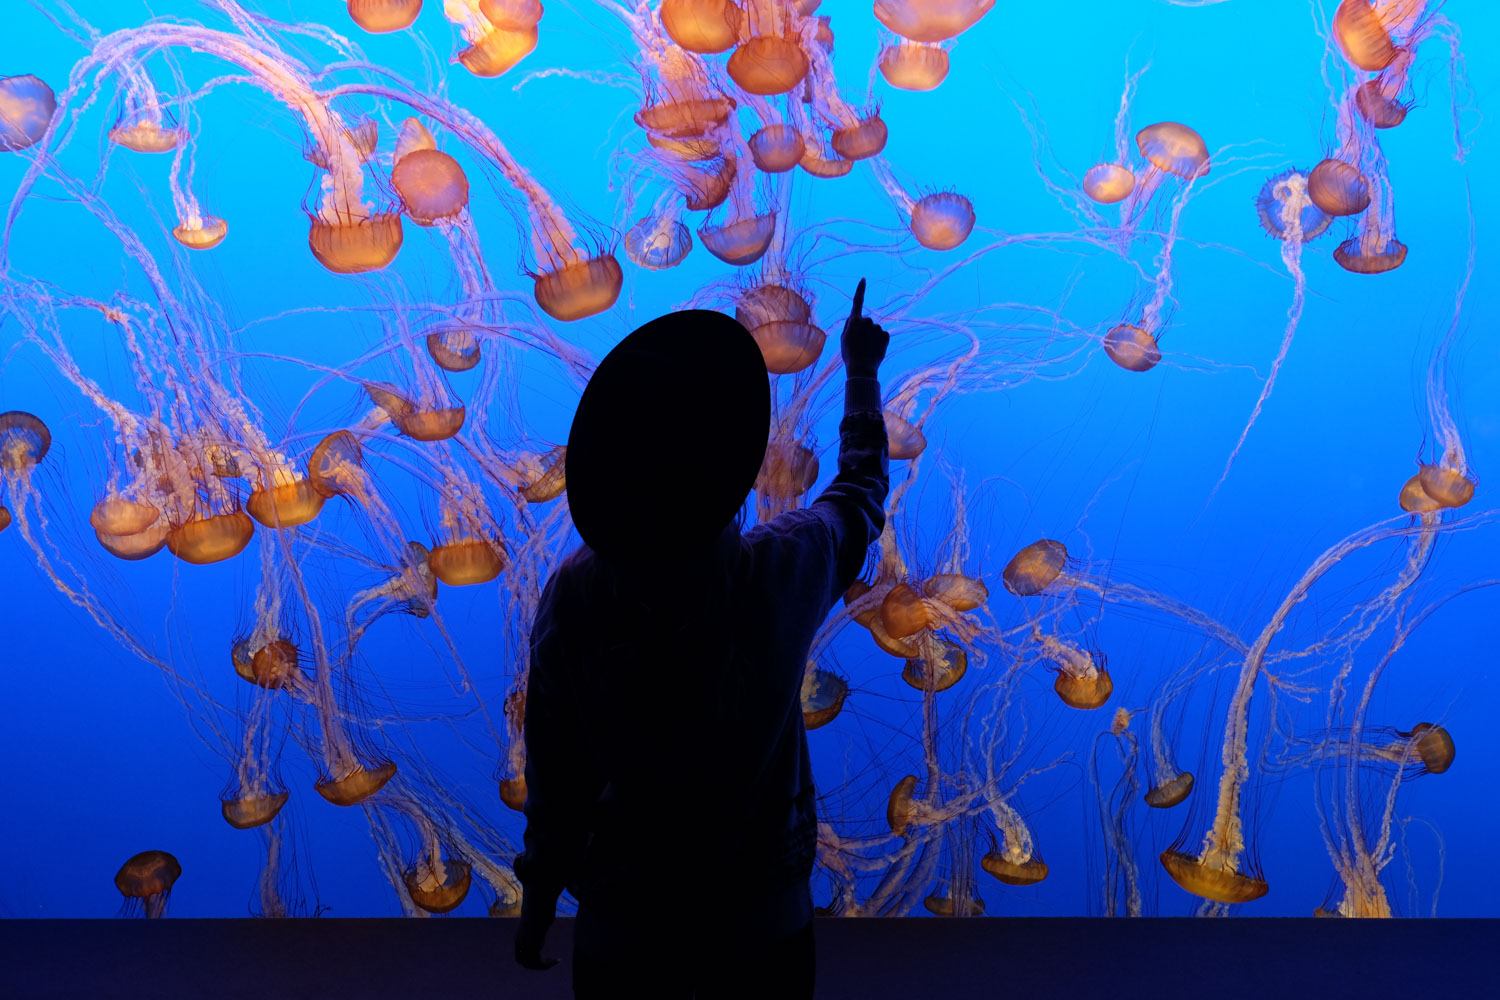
[849,278,867,320]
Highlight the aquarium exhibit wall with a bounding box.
[0,0,1496,922]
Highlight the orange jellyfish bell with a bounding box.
[699,213,778,266]
[1356,80,1409,129]
[405,858,473,914]
[982,851,1048,886]
[173,216,229,251]
[1333,236,1407,274]
[1307,159,1371,217]
[660,0,741,54]
[1054,665,1113,710]
[519,445,567,503]
[880,582,935,639]
[0,74,57,152]
[1002,539,1067,596]
[428,537,507,586]
[166,511,255,564]
[392,148,470,226]
[1136,122,1210,180]
[221,790,290,830]
[533,254,623,321]
[247,477,326,528]
[757,441,819,501]
[90,497,160,536]
[878,42,950,91]
[635,96,736,140]
[886,775,919,836]
[1416,463,1475,509]
[308,430,363,497]
[1083,163,1136,205]
[875,0,996,43]
[427,327,483,372]
[727,32,809,96]
[902,639,968,692]
[110,118,184,154]
[1102,324,1161,373]
[315,761,398,807]
[233,637,301,689]
[1398,473,1441,514]
[1333,0,1398,71]
[347,0,423,33]
[500,775,527,811]
[884,410,926,460]
[368,385,467,441]
[750,321,826,375]
[1404,722,1455,774]
[748,124,806,174]
[0,505,10,533]
[0,410,51,471]
[115,850,182,918]
[737,283,811,330]
[625,216,692,270]
[909,192,975,251]
[458,24,540,78]
[799,143,854,179]
[830,114,888,161]
[1144,771,1195,808]
[802,668,848,729]
[308,210,404,275]
[1159,850,1268,905]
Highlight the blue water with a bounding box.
[0,0,1496,918]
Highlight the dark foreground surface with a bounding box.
[2,917,1492,999]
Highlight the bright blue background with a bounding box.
[1,1,1496,917]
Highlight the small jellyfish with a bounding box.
[1333,235,1408,274]
[799,142,853,179]
[1395,722,1455,774]
[1159,849,1268,905]
[427,327,483,372]
[0,505,10,533]
[92,496,168,560]
[748,124,806,174]
[0,74,56,152]
[1083,163,1136,205]
[1001,539,1067,596]
[625,214,693,270]
[231,637,302,690]
[756,440,819,502]
[801,667,848,729]
[660,0,741,54]
[165,510,255,565]
[877,42,950,92]
[1307,158,1372,217]
[981,851,1048,886]
[517,445,567,503]
[677,156,736,213]
[908,192,975,251]
[347,0,423,33]
[405,856,473,914]
[392,148,471,226]
[221,789,290,830]
[532,254,624,322]
[1254,169,1333,243]
[886,774,919,836]
[428,537,507,586]
[1136,122,1210,181]
[500,774,527,811]
[883,410,926,460]
[901,638,967,692]
[173,216,229,251]
[115,850,182,918]
[750,320,825,375]
[308,210,405,275]
[1398,473,1442,514]
[1355,79,1410,129]
[456,3,541,78]
[1102,323,1161,373]
[830,113,888,162]
[1144,771,1195,809]
[367,385,466,441]
[315,760,398,806]
[0,411,51,472]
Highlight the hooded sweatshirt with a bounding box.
[514,373,889,938]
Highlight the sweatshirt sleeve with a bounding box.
[513,573,592,917]
[808,374,890,591]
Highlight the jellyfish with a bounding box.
[874,0,996,43]
[727,1,809,97]
[884,409,926,460]
[446,0,543,78]
[748,123,806,174]
[901,638,968,693]
[1101,323,1161,373]
[0,75,57,152]
[1307,158,1372,218]
[660,0,741,54]
[756,439,819,508]
[115,851,181,918]
[1083,164,1136,205]
[0,411,50,472]
[1126,122,1210,223]
[625,203,693,270]
[429,537,507,586]
[515,445,567,503]
[366,383,466,441]
[427,326,483,372]
[1332,0,1400,72]
[1001,538,1068,597]
[1031,627,1113,710]
[800,665,848,729]
[347,0,424,33]
[391,120,471,226]
[532,254,623,322]
[247,466,326,529]
[878,42,950,92]
[172,215,229,251]
[0,504,10,533]
[699,160,778,266]
[1210,169,1331,495]
[165,509,255,565]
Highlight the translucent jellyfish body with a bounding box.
[0,75,57,152]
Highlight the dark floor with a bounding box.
[1,917,1492,999]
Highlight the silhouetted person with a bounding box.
[514,280,890,997]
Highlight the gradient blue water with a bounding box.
[1,1,1496,917]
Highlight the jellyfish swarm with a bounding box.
[348,0,424,34]
[115,851,181,918]
[0,75,57,152]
